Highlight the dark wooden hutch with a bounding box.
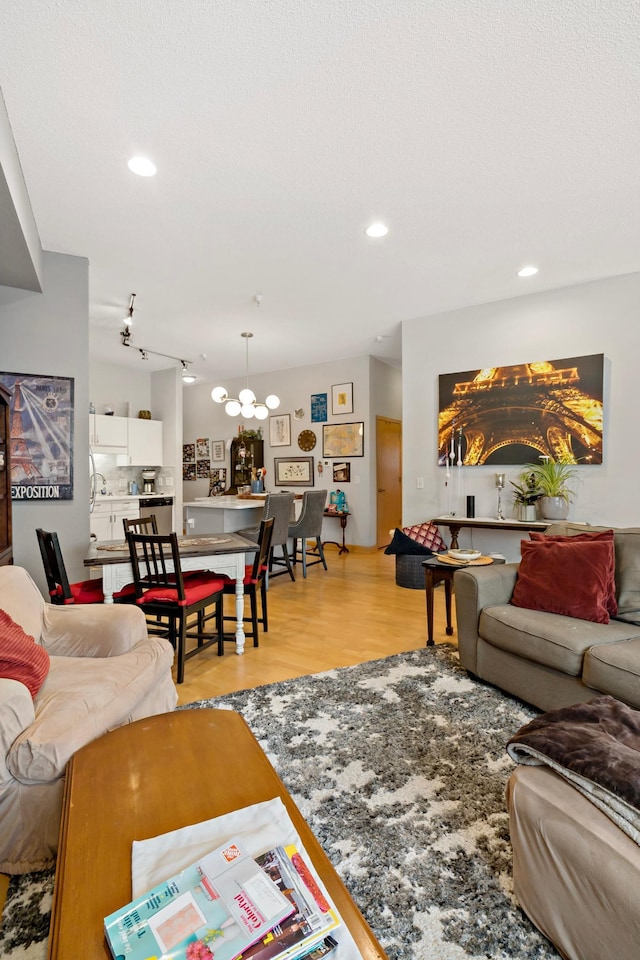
[226,435,264,495]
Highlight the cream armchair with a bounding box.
[0,566,177,874]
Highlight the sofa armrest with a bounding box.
[0,679,36,783]
[40,603,149,658]
[454,563,519,674]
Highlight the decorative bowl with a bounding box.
[448,548,481,561]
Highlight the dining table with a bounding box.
[84,532,258,654]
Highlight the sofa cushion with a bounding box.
[0,610,50,698]
[512,538,614,624]
[479,604,640,676]
[530,529,617,616]
[584,639,640,709]
[545,523,640,621]
[6,636,175,784]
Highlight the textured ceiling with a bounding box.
[0,0,639,381]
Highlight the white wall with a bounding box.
[402,271,640,560]
[0,251,89,588]
[90,359,152,417]
[183,355,400,546]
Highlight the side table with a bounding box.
[323,509,350,554]
[422,556,505,646]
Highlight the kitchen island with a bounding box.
[183,495,265,534]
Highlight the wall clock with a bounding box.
[297,429,317,452]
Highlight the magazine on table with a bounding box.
[104,837,295,960]
[129,797,362,960]
[237,843,341,960]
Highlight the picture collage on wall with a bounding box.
[185,380,361,492]
[183,437,214,481]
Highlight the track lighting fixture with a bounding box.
[181,362,197,384]
[118,294,194,381]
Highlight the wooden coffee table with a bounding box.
[47,709,387,960]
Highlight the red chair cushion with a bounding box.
[54,578,137,604]
[137,575,225,607]
[0,609,50,697]
[220,564,261,587]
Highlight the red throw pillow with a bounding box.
[402,522,446,553]
[512,538,615,624]
[529,529,617,616]
[0,609,50,697]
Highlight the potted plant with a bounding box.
[509,470,542,521]
[526,455,578,520]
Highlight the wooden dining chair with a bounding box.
[221,517,274,648]
[123,514,158,535]
[126,532,225,683]
[36,528,136,604]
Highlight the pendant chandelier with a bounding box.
[211,332,280,420]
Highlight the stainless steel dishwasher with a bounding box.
[139,496,174,534]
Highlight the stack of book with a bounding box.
[104,837,340,960]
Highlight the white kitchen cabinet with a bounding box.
[90,415,128,453]
[117,418,163,467]
[90,499,139,540]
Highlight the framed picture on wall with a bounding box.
[0,370,75,500]
[274,456,314,486]
[437,353,604,465]
[196,438,210,459]
[323,422,364,458]
[311,393,328,422]
[333,461,351,482]
[331,382,353,415]
[270,414,291,447]
[211,440,225,462]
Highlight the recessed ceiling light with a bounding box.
[365,222,389,239]
[127,156,157,177]
[517,265,538,278]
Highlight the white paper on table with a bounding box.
[131,796,362,960]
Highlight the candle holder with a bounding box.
[495,473,506,520]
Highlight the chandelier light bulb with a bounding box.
[239,387,256,404]
[225,399,241,417]
[211,332,278,418]
[211,386,227,403]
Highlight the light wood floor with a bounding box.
[176,546,456,704]
[0,548,456,918]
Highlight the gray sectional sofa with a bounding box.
[454,522,640,712]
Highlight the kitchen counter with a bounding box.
[184,496,258,509]
[183,497,264,534]
[93,492,174,502]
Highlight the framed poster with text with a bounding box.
[0,371,74,501]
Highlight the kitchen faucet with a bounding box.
[91,472,107,495]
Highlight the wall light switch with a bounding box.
[166,476,173,486]
[354,475,360,484]
[416,477,424,489]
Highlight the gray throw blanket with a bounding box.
[507,695,640,846]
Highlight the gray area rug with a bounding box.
[0,645,561,959]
